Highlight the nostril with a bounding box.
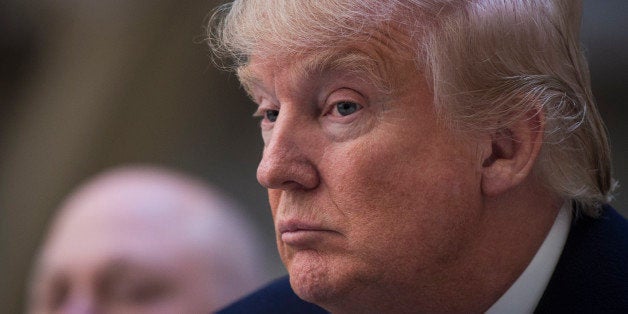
[279,180,305,190]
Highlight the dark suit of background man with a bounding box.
[208,0,628,313]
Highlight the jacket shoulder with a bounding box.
[535,205,628,313]
[216,276,328,314]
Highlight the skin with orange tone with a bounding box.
[242,26,561,313]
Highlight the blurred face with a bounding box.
[245,29,488,309]
[30,204,214,314]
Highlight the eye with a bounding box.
[265,109,279,122]
[121,282,172,304]
[104,278,173,305]
[331,101,362,117]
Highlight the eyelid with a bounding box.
[323,88,367,115]
[252,98,279,118]
[325,87,366,104]
[252,107,265,118]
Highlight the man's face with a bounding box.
[30,202,215,314]
[245,30,488,308]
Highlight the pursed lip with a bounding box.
[278,220,330,234]
[277,220,339,246]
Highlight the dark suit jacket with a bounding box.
[218,206,628,314]
[535,205,628,313]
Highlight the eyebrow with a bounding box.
[237,49,393,99]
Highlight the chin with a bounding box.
[286,250,375,310]
[286,250,344,305]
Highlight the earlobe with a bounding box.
[481,110,544,197]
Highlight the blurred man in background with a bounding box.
[27,166,267,313]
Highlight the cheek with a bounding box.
[326,132,482,251]
[329,138,466,208]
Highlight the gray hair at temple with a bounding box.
[207,0,616,216]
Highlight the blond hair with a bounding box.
[208,0,616,216]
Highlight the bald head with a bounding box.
[29,166,266,313]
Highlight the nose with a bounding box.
[256,113,320,191]
[57,292,97,314]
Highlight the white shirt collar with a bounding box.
[486,202,572,314]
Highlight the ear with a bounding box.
[480,109,544,197]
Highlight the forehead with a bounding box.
[237,25,417,97]
[238,50,382,94]
[41,211,192,267]
[38,194,208,273]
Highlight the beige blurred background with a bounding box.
[1,0,626,312]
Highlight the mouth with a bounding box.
[278,220,339,247]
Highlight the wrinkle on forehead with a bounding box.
[238,51,388,98]
[238,22,418,100]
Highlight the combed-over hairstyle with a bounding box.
[208,0,616,216]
